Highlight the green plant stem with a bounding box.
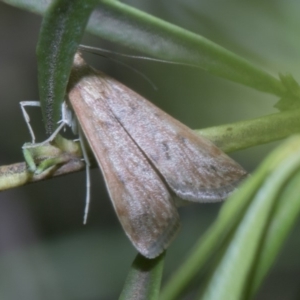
[0,140,84,191]
[1,109,299,191]
[119,253,165,300]
[198,109,300,153]
[0,158,84,191]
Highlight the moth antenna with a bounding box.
[79,45,158,91]
[78,127,91,225]
[79,45,196,67]
[59,102,92,224]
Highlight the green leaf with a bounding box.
[88,1,286,97]
[161,136,300,300]
[4,0,289,99]
[275,74,300,111]
[36,0,98,134]
[246,170,300,298]
[199,145,300,300]
[119,253,165,300]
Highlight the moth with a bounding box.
[66,52,247,258]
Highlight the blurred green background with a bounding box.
[1,1,300,299]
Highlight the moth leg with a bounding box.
[20,101,91,223]
[20,101,41,144]
[22,102,73,149]
[20,102,73,173]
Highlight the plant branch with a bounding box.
[1,110,299,191]
[0,156,84,192]
[197,109,300,153]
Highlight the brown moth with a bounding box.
[67,52,247,258]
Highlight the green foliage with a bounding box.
[119,253,165,300]
[36,0,98,134]
[162,136,300,300]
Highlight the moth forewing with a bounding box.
[99,84,248,202]
[67,55,180,258]
[67,52,247,258]
[72,54,247,201]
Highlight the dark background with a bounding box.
[0,1,300,299]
